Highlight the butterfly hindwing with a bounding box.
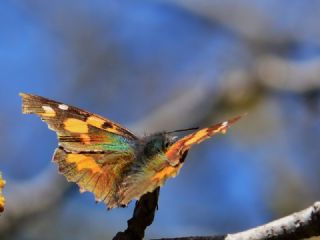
[117,151,174,206]
[53,148,133,207]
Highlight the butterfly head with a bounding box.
[143,133,177,158]
[143,127,200,159]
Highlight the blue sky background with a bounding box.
[1,1,320,239]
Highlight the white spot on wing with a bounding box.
[222,121,228,127]
[41,105,56,117]
[58,104,69,110]
[42,105,54,112]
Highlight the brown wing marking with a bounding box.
[20,93,136,138]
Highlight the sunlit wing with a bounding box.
[20,93,137,153]
[20,93,138,208]
[118,116,243,205]
[53,148,132,208]
[166,115,243,166]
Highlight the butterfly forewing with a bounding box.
[166,115,242,166]
[20,93,137,153]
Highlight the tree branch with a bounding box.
[113,187,160,240]
[256,55,320,93]
[155,201,320,240]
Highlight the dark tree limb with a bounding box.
[113,187,160,240]
[155,201,320,240]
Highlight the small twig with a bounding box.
[155,201,320,240]
[113,187,160,240]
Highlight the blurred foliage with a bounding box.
[1,0,320,239]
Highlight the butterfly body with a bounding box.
[20,93,241,209]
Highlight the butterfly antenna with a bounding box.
[168,127,199,134]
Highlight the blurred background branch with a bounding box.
[0,167,68,233]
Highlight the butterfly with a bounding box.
[20,93,242,209]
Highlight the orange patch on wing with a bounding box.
[41,106,56,117]
[86,116,125,137]
[64,118,89,133]
[185,128,209,145]
[86,116,105,128]
[184,123,229,146]
[66,154,102,174]
[80,134,91,144]
[152,165,178,182]
[212,123,228,135]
